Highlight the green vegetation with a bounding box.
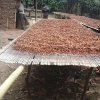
[23,0,100,19]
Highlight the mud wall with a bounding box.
[0,0,19,29]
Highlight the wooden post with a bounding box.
[35,0,37,21]
[41,0,43,18]
[81,67,93,100]
[26,64,32,97]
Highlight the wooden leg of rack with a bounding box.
[81,67,93,100]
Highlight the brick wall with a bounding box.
[0,0,18,29]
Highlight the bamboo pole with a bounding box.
[0,65,25,100]
[35,0,37,21]
[41,0,43,18]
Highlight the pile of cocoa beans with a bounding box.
[55,12,100,28]
[13,19,100,55]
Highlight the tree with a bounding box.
[23,0,100,19]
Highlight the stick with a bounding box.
[81,67,93,100]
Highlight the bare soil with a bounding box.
[0,29,27,100]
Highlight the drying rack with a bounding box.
[0,20,100,100]
[0,39,100,100]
